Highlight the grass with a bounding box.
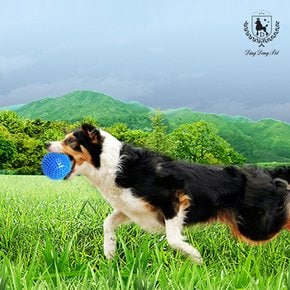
[0,175,289,289]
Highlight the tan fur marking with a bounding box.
[178,192,191,210]
[284,203,290,231]
[61,137,90,158]
[143,201,164,225]
[215,210,241,239]
[143,202,156,211]
[65,133,74,139]
[215,210,279,245]
[174,190,191,215]
[285,206,290,231]
[285,202,290,231]
[60,141,94,175]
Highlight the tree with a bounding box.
[107,123,148,147]
[145,110,170,154]
[8,133,44,174]
[0,135,16,169]
[169,121,245,165]
[0,111,24,134]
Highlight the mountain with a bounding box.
[12,90,290,163]
[16,91,152,129]
[165,108,290,163]
[0,104,25,111]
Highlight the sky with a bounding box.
[0,0,289,122]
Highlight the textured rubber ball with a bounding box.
[41,153,72,180]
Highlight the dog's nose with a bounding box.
[45,142,51,149]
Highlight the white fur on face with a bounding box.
[47,141,64,153]
[74,130,122,187]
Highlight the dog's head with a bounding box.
[46,124,104,179]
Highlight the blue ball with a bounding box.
[41,153,72,180]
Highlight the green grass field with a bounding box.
[0,175,289,289]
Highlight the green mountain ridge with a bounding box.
[0,104,25,111]
[9,90,290,163]
[16,91,153,128]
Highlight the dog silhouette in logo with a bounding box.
[255,18,268,36]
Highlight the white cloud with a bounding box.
[0,75,154,107]
[0,55,35,75]
[244,102,290,122]
[177,72,206,81]
[1,74,290,123]
[201,98,290,123]
[147,47,164,53]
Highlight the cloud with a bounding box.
[0,55,35,76]
[200,98,290,123]
[94,75,154,101]
[0,75,154,107]
[243,102,290,123]
[1,73,290,123]
[147,47,164,53]
[176,72,206,81]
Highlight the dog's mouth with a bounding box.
[64,155,76,180]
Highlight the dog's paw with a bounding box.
[192,254,203,265]
[104,236,116,259]
[190,249,203,265]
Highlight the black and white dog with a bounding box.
[46,124,290,264]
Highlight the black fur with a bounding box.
[73,125,103,168]
[268,166,290,183]
[116,144,289,242]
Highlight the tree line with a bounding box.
[0,111,245,175]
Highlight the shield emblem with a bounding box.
[251,14,272,39]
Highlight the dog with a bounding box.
[255,17,269,36]
[46,124,290,264]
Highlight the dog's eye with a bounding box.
[65,137,77,146]
[67,137,76,144]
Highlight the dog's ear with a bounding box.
[81,123,103,144]
[63,127,70,135]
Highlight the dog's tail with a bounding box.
[269,166,290,231]
[268,166,290,183]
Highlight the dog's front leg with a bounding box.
[165,216,203,264]
[103,209,129,259]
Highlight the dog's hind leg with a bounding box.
[103,209,130,259]
[165,214,203,264]
[285,203,290,231]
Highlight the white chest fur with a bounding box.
[81,162,164,233]
[80,131,165,233]
[106,188,165,233]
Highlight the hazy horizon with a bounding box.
[1,1,289,122]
